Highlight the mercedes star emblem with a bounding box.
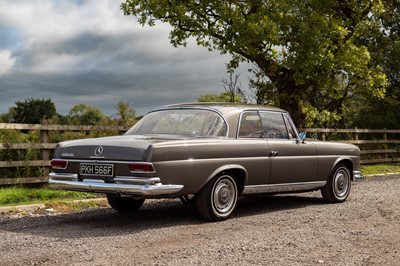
[94,146,104,156]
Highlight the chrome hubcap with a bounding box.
[334,168,349,198]
[213,176,237,215]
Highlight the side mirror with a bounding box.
[299,132,306,140]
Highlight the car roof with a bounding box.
[147,103,289,138]
[154,102,286,117]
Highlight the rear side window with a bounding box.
[238,111,263,138]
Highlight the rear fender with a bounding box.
[206,164,248,193]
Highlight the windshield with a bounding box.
[126,109,227,137]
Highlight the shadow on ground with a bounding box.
[0,193,325,239]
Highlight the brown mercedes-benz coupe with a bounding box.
[49,103,363,221]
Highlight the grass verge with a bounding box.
[0,186,100,207]
[44,199,108,211]
[361,163,400,177]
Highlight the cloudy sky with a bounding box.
[0,0,250,117]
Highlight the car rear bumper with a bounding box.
[353,171,364,181]
[48,172,184,196]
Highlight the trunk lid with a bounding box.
[55,135,162,161]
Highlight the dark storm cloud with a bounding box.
[0,0,250,117]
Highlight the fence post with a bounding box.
[384,128,388,160]
[355,127,359,141]
[40,127,50,180]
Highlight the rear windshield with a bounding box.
[126,109,227,137]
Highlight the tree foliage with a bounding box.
[351,0,400,128]
[0,107,15,123]
[197,91,244,103]
[113,100,137,127]
[13,98,57,124]
[68,104,108,125]
[1,98,140,127]
[122,0,387,127]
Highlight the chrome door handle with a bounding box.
[270,151,279,156]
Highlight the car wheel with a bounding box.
[106,194,145,212]
[196,173,238,221]
[321,163,351,203]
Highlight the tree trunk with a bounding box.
[255,58,306,128]
[280,100,305,128]
[274,69,305,128]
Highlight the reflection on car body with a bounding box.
[49,103,363,221]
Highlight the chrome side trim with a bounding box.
[48,172,183,196]
[243,181,326,194]
[353,171,364,181]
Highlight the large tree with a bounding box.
[352,0,400,128]
[122,0,387,127]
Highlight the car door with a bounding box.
[237,111,271,185]
[260,112,318,184]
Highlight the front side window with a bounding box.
[238,111,292,139]
[126,109,227,137]
[283,114,298,139]
[259,112,289,139]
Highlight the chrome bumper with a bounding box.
[48,173,184,196]
[353,171,364,181]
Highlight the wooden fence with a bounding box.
[0,123,399,185]
[303,128,400,164]
[0,123,128,185]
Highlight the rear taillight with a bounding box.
[128,162,155,173]
[51,159,68,169]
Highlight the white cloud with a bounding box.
[0,50,15,76]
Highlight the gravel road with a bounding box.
[1,176,399,266]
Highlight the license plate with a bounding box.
[80,163,114,177]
